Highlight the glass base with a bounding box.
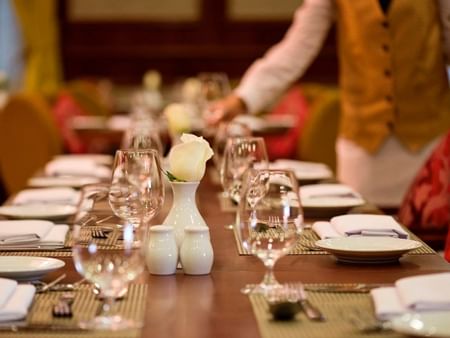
[241,281,283,296]
[79,315,142,331]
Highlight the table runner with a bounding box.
[0,226,122,257]
[0,284,147,338]
[249,284,402,338]
[233,227,435,256]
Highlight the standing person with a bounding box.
[206,0,450,208]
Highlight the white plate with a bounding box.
[54,154,113,165]
[391,312,450,337]
[300,184,365,208]
[28,176,100,188]
[270,160,333,182]
[0,256,65,281]
[316,237,422,263]
[0,205,76,220]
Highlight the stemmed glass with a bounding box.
[121,120,164,156]
[198,72,231,122]
[212,121,252,177]
[72,183,145,330]
[221,136,269,229]
[237,169,303,295]
[109,149,165,229]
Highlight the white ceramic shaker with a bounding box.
[145,225,178,275]
[180,226,214,275]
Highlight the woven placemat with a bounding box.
[249,284,402,338]
[0,226,122,258]
[233,227,435,256]
[0,284,147,338]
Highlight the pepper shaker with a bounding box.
[180,226,214,275]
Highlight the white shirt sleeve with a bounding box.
[235,0,335,113]
[438,0,450,63]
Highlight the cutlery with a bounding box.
[307,193,359,199]
[291,283,326,321]
[305,283,392,293]
[346,308,392,333]
[35,274,67,293]
[0,323,88,332]
[52,293,75,318]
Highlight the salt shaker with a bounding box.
[145,225,178,275]
[180,226,214,275]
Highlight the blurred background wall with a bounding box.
[59,0,338,84]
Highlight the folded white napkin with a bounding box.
[312,221,341,239]
[371,273,450,320]
[0,278,35,322]
[0,225,69,249]
[45,158,111,179]
[312,214,409,240]
[54,154,113,166]
[13,188,80,206]
[0,221,53,245]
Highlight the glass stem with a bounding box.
[99,296,115,318]
[262,260,278,287]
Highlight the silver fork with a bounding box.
[289,283,326,321]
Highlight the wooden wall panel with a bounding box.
[59,0,338,85]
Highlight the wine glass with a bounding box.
[72,183,145,330]
[198,72,231,122]
[109,149,165,229]
[237,169,303,295]
[221,136,269,229]
[121,119,164,155]
[212,121,252,177]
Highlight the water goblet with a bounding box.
[109,149,165,229]
[237,169,303,295]
[220,136,269,229]
[72,183,146,330]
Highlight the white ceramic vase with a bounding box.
[180,226,214,275]
[163,181,208,247]
[145,225,178,275]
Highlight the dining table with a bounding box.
[1,164,450,338]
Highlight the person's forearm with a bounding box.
[235,0,335,114]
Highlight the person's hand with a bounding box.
[205,94,248,126]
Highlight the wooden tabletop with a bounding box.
[39,171,450,338]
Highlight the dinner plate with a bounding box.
[28,176,100,188]
[300,184,366,217]
[270,160,333,183]
[0,256,65,281]
[0,205,76,220]
[316,237,422,264]
[391,312,450,337]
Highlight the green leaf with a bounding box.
[164,170,187,182]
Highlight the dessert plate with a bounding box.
[270,160,333,183]
[0,256,65,281]
[316,237,422,264]
[0,205,76,220]
[28,176,100,188]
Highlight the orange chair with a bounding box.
[0,93,62,194]
[398,130,450,249]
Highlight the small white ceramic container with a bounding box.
[145,225,178,275]
[180,226,214,275]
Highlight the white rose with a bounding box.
[168,133,214,181]
[164,103,191,135]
